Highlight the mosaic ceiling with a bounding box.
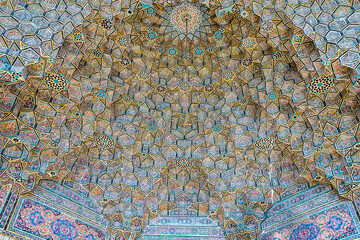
[1,0,360,239]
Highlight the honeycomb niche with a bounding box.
[0,0,360,239]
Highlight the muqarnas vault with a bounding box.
[0,0,360,239]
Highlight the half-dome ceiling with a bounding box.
[0,0,360,239]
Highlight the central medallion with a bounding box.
[170,3,202,35]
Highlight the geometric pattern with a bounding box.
[139,210,226,239]
[0,0,360,239]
